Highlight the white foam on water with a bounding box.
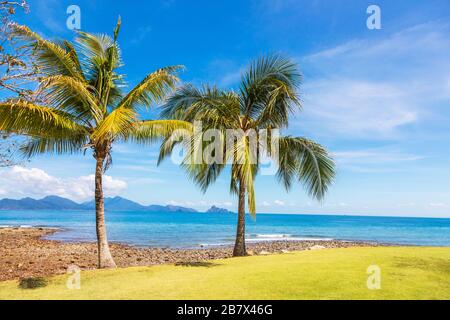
[198,243,229,247]
[254,234,294,239]
[247,234,334,242]
[246,238,334,242]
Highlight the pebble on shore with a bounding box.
[0,227,380,281]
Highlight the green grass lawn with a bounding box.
[1,247,450,300]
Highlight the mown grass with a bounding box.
[1,247,450,300]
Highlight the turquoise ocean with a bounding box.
[1,210,449,248]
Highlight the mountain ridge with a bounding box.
[0,196,234,213]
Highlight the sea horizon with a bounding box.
[2,208,450,219]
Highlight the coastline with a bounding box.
[0,227,381,281]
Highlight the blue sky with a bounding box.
[2,0,450,217]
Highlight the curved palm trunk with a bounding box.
[94,156,116,269]
[233,180,247,257]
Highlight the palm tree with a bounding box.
[159,55,336,256]
[0,19,190,268]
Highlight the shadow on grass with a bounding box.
[19,277,48,290]
[175,261,220,268]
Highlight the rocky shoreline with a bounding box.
[0,227,381,281]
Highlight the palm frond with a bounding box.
[39,75,102,125]
[116,66,182,112]
[91,107,137,142]
[63,41,86,81]
[75,31,117,67]
[277,136,335,201]
[20,135,88,158]
[0,100,87,137]
[157,126,227,193]
[253,81,301,128]
[75,31,123,83]
[184,162,226,193]
[161,84,240,128]
[240,54,301,127]
[157,124,195,165]
[113,16,122,41]
[10,24,85,80]
[128,119,193,145]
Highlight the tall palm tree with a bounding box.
[0,20,190,268]
[159,55,336,256]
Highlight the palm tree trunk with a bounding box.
[233,180,247,257]
[94,155,116,269]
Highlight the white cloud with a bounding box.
[305,40,363,60]
[167,200,183,206]
[333,148,425,165]
[116,165,160,174]
[130,26,153,44]
[324,202,351,208]
[34,0,65,32]
[397,202,417,208]
[297,22,450,139]
[204,59,244,88]
[219,70,243,87]
[429,203,448,208]
[300,79,418,137]
[274,200,285,206]
[166,200,234,209]
[0,166,127,201]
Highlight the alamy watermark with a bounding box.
[66,264,81,290]
[168,122,280,176]
[65,5,381,33]
[367,265,381,290]
[367,5,382,30]
[66,5,81,31]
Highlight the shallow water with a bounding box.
[0,210,449,248]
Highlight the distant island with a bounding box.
[0,196,235,214]
[206,206,234,214]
